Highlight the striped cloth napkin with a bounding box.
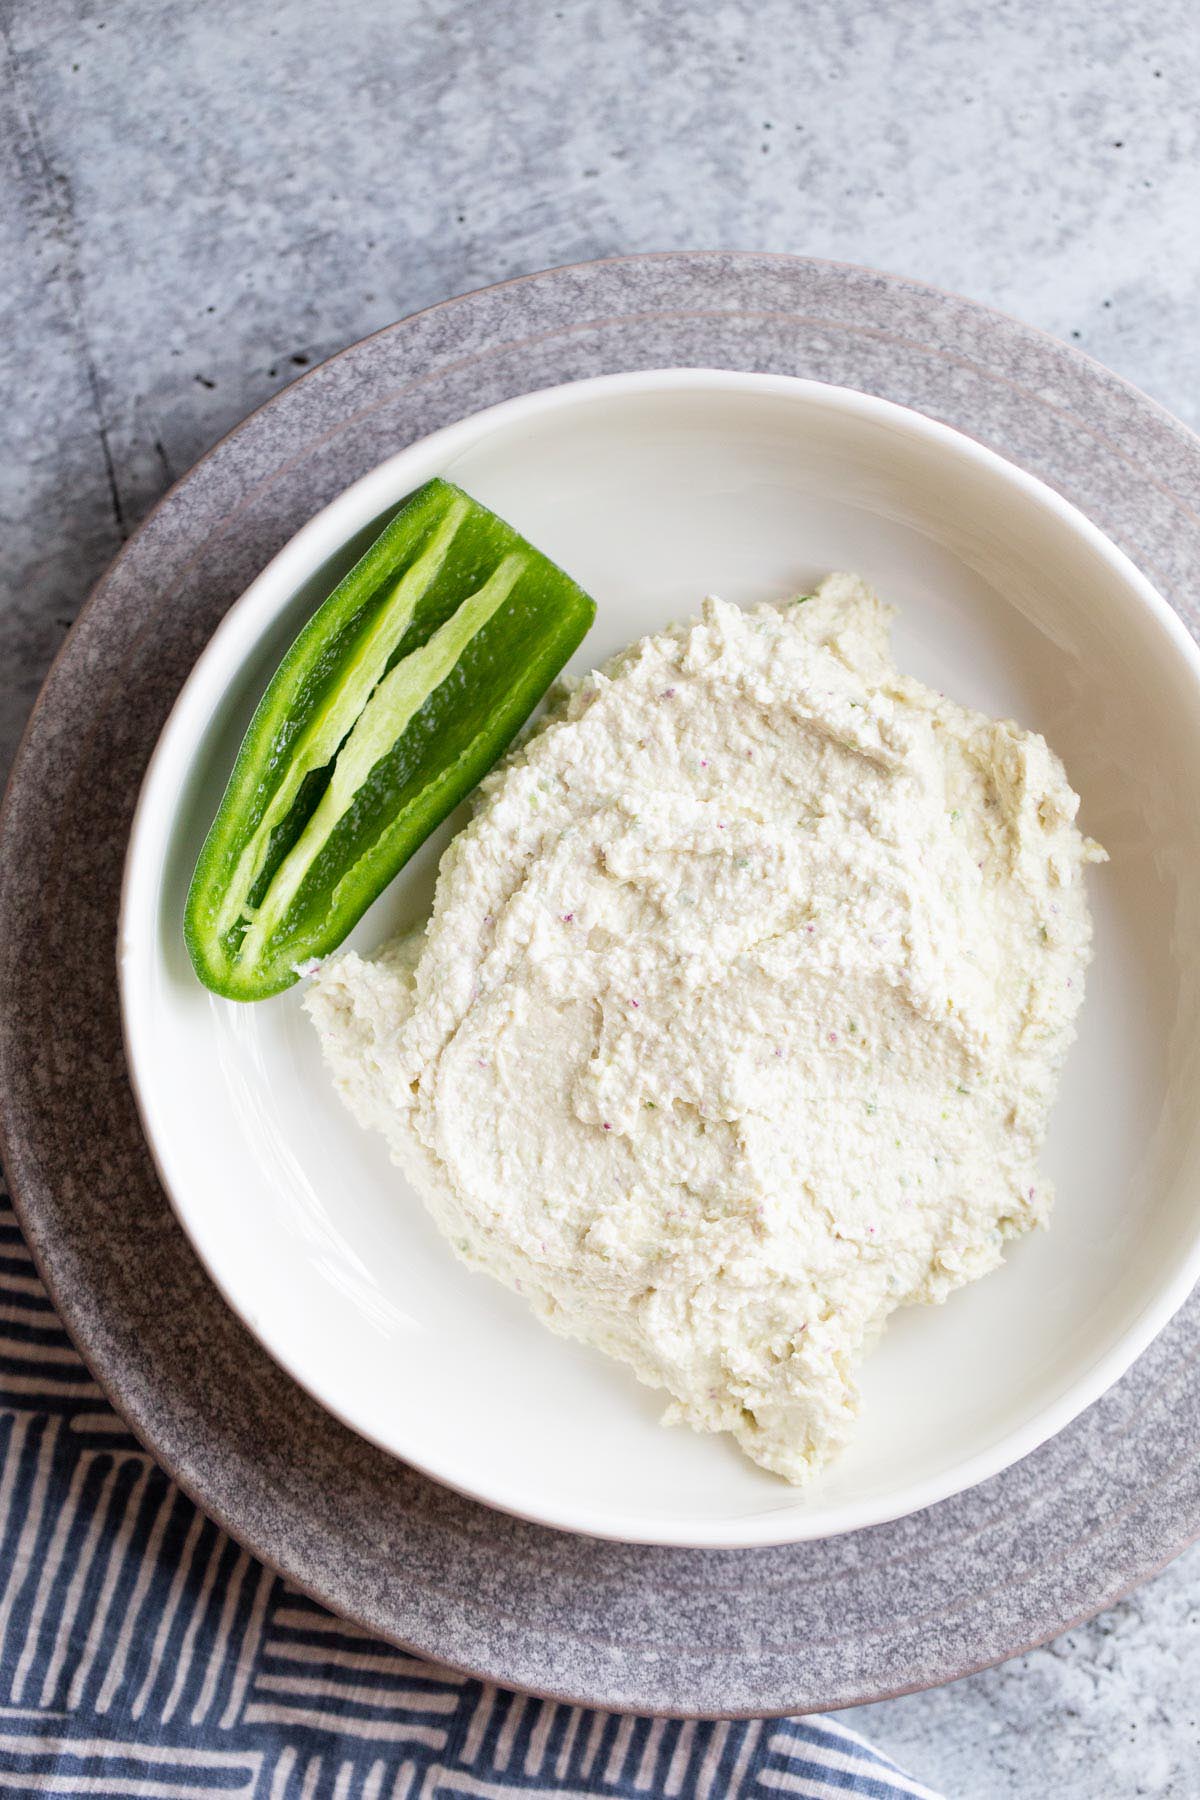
[0,1187,940,1799]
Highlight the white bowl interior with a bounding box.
[120,373,1200,1545]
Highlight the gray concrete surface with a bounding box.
[3,0,1199,1791]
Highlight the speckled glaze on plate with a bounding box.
[2,254,1200,1717]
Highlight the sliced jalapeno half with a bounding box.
[184,477,596,1000]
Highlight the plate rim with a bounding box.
[118,361,1200,1549]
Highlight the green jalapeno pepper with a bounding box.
[184,478,595,1000]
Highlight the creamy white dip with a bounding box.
[306,576,1104,1484]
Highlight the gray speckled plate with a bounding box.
[2,253,1200,1717]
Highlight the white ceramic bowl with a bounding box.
[120,369,1200,1547]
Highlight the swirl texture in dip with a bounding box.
[306,575,1104,1483]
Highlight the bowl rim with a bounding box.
[118,365,1200,1547]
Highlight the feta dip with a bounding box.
[306,576,1105,1484]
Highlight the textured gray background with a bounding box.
[3,0,1199,1793]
